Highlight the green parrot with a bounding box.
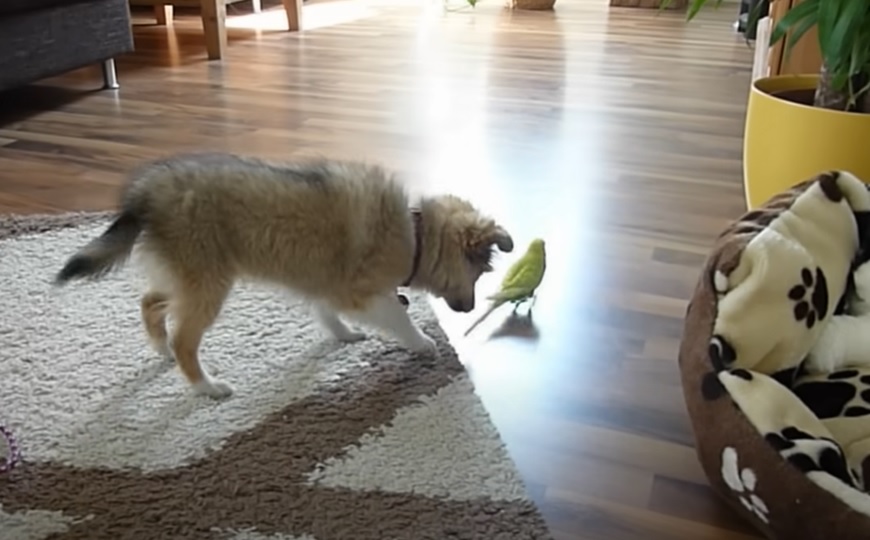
[464,238,546,336]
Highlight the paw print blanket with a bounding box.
[680,171,870,540]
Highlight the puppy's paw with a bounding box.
[193,378,234,399]
[147,336,175,363]
[335,330,367,344]
[411,334,438,356]
[156,344,175,363]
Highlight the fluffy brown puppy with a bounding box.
[54,152,513,398]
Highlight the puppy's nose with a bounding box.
[448,299,472,312]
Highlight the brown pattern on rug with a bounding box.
[0,212,552,540]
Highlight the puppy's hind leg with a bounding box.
[139,249,177,361]
[313,302,366,343]
[350,294,436,355]
[141,291,173,361]
[170,281,233,399]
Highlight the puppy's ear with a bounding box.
[490,226,514,253]
[462,222,514,266]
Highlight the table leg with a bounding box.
[201,0,227,60]
[282,0,302,31]
[154,4,174,25]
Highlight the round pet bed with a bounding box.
[680,170,870,539]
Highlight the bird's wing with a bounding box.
[524,254,546,288]
[501,256,544,292]
[487,285,536,302]
[499,254,530,290]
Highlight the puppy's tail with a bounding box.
[54,210,143,285]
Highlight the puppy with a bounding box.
[54,152,513,398]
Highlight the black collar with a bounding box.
[402,209,423,287]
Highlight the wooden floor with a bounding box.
[0,0,762,537]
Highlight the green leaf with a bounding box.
[820,1,870,93]
[770,0,819,68]
[832,69,850,91]
[785,9,819,52]
[853,25,870,77]
[770,0,818,48]
[660,0,724,21]
[686,0,722,21]
[854,78,870,107]
[828,1,865,65]
[746,0,770,40]
[815,0,838,62]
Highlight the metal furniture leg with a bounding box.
[101,58,119,89]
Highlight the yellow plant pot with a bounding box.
[743,75,870,209]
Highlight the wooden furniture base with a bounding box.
[609,0,686,8]
[131,0,302,60]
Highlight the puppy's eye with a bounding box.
[466,246,495,269]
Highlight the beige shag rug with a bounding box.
[0,213,551,540]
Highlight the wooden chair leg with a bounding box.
[201,0,227,60]
[154,4,173,25]
[281,0,302,31]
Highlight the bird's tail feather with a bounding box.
[463,299,505,336]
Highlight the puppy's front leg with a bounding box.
[314,303,366,343]
[353,294,437,354]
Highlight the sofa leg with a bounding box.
[101,59,119,90]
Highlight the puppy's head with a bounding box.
[422,195,513,313]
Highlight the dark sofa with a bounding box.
[0,0,134,93]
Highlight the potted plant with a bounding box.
[663,0,870,208]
